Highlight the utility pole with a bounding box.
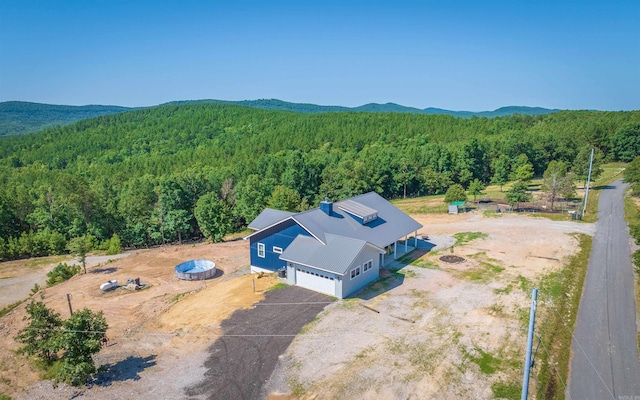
[521,288,538,400]
[66,293,73,317]
[582,148,594,216]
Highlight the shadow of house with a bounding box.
[94,355,157,386]
[354,269,405,300]
[355,239,436,300]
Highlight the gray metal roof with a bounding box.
[280,233,371,275]
[247,208,296,230]
[337,199,377,220]
[293,192,422,249]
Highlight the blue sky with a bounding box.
[1,0,638,111]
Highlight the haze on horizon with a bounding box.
[0,0,638,111]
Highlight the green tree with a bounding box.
[541,161,575,210]
[611,124,640,162]
[623,156,640,196]
[444,184,467,203]
[420,168,452,195]
[467,179,486,203]
[105,233,122,255]
[510,154,534,181]
[491,155,510,192]
[57,308,108,386]
[505,181,531,210]
[572,147,604,189]
[66,235,95,274]
[267,185,302,212]
[15,301,63,364]
[194,192,233,242]
[234,174,275,223]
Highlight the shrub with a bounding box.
[46,263,81,287]
[444,184,467,203]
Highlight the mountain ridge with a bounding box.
[0,99,561,136]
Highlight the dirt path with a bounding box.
[0,253,131,308]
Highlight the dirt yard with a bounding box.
[0,211,595,399]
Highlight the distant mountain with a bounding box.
[166,99,560,118]
[0,101,134,136]
[0,99,560,137]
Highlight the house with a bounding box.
[244,192,423,298]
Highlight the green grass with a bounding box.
[0,394,11,400]
[299,313,323,334]
[456,252,504,283]
[623,189,640,355]
[23,255,69,268]
[461,346,501,374]
[287,376,307,398]
[0,299,26,318]
[267,282,288,291]
[491,380,521,399]
[169,291,191,303]
[452,231,488,245]
[408,258,441,270]
[535,233,591,400]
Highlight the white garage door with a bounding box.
[295,268,335,296]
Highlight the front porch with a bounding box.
[380,231,420,267]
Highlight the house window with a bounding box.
[350,266,361,280]
[363,260,373,272]
[257,243,265,258]
[273,246,283,254]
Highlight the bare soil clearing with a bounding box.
[265,212,595,399]
[0,211,595,399]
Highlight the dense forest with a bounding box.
[0,102,134,137]
[0,100,559,137]
[0,103,639,260]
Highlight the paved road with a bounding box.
[568,180,640,399]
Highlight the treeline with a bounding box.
[0,103,639,260]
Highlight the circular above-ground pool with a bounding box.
[175,259,217,280]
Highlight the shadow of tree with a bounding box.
[91,267,119,274]
[94,355,157,386]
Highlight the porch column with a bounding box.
[414,230,418,246]
[393,241,397,259]
[405,235,408,252]
[381,253,385,266]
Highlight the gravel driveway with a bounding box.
[185,285,334,400]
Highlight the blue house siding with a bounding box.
[341,246,381,298]
[249,219,310,272]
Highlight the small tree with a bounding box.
[46,263,81,287]
[491,155,509,192]
[541,161,575,210]
[444,184,468,203]
[467,179,486,203]
[15,301,63,364]
[506,181,531,210]
[106,233,122,255]
[66,235,95,274]
[57,308,108,386]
